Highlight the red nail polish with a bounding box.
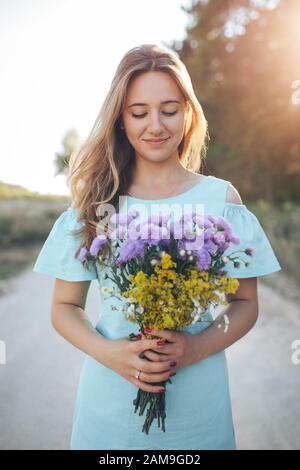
[144,328,152,333]
[157,341,164,346]
[159,388,166,393]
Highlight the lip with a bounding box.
[144,137,170,146]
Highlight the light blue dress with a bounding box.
[32,175,282,450]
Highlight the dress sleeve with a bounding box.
[32,207,98,282]
[221,202,282,278]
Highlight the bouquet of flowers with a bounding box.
[79,208,255,434]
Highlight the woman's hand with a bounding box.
[142,328,200,369]
[98,335,178,393]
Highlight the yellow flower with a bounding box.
[161,253,177,270]
[119,265,240,331]
[163,315,175,329]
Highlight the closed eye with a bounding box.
[132,111,178,118]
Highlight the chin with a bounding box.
[146,154,174,164]
[135,143,178,161]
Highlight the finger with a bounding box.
[131,378,166,394]
[146,328,176,343]
[137,357,177,374]
[133,337,167,353]
[143,350,172,362]
[140,367,176,384]
[147,340,172,355]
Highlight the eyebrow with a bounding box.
[127,100,181,109]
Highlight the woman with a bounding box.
[33,44,282,450]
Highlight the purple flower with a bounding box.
[147,213,170,226]
[204,238,219,254]
[117,238,145,264]
[212,231,229,251]
[179,211,207,224]
[203,217,214,229]
[179,212,196,224]
[143,223,169,246]
[109,211,138,227]
[171,219,197,241]
[90,234,107,256]
[206,215,218,224]
[79,246,88,262]
[214,216,240,245]
[183,233,204,251]
[110,225,127,240]
[194,248,212,270]
[127,220,168,245]
[201,216,238,247]
[169,220,184,239]
[245,246,256,257]
[215,216,233,233]
[227,232,240,245]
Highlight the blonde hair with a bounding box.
[67,43,209,263]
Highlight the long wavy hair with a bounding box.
[67,43,210,265]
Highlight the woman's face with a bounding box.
[122,71,187,163]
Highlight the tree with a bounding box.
[166,0,300,202]
[54,128,81,176]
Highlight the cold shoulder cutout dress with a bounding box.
[32,175,282,450]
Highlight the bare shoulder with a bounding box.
[186,171,209,183]
[225,183,243,204]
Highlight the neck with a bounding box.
[130,158,189,188]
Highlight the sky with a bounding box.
[0,0,192,196]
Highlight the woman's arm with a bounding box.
[194,181,259,362]
[51,279,177,393]
[193,277,259,363]
[51,278,111,364]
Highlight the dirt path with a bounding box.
[0,269,299,450]
[225,279,300,450]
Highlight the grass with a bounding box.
[247,199,298,281]
[245,199,300,304]
[0,196,70,282]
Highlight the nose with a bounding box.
[147,111,165,134]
